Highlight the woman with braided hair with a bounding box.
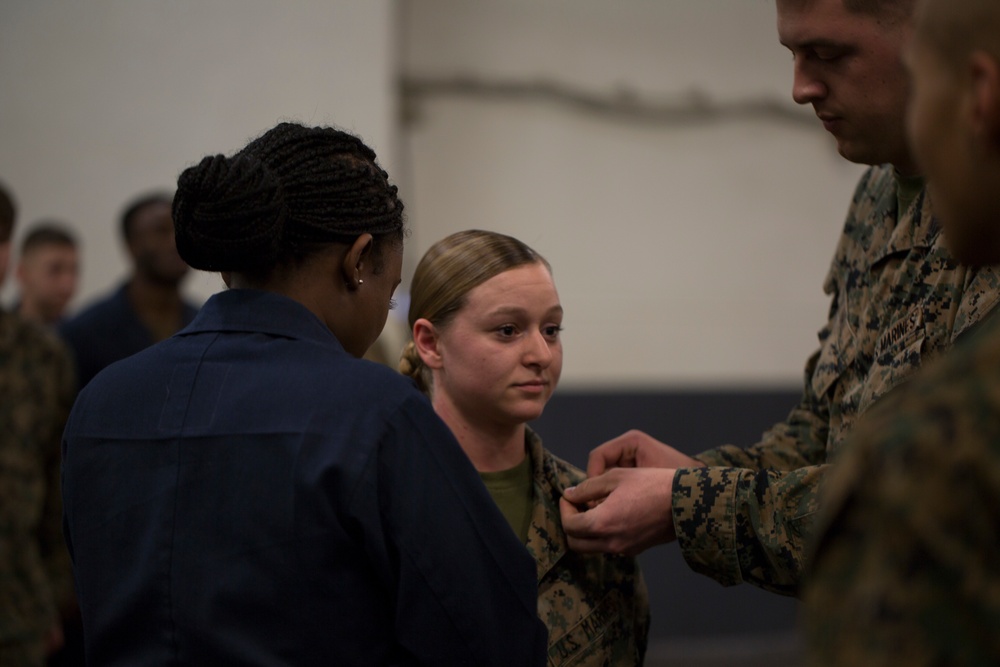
[401,229,649,667]
[61,124,547,667]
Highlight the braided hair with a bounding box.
[173,122,405,278]
[399,230,549,394]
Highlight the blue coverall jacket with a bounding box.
[62,288,547,666]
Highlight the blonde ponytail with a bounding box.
[398,340,431,395]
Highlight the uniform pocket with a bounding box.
[547,589,627,667]
[860,307,925,412]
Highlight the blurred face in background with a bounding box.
[16,242,79,323]
[0,240,10,289]
[778,0,917,173]
[127,201,190,285]
[905,18,1000,264]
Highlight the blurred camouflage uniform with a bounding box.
[526,429,649,667]
[671,165,1000,595]
[803,305,1000,665]
[0,309,75,666]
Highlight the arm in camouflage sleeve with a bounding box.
[560,350,834,573]
[672,462,827,596]
[671,349,832,595]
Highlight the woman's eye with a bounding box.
[544,325,563,338]
[498,325,516,336]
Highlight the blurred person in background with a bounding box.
[0,181,76,667]
[804,0,1000,662]
[12,222,79,327]
[58,192,198,389]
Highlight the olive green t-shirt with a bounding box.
[480,454,533,543]
[896,172,924,218]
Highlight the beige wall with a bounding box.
[3,1,870,389]
[399,0,867,388]
[0,0,397,308]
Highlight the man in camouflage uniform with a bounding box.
[804,0,1000,661]
[560,0,1000,596]
[0,182,76,666]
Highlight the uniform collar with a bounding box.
[181,289,343,350]
[876,171,939,263]
[524,427,581,582]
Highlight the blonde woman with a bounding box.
[401,229,649,667]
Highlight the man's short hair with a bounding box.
[0,180,16,243]
[120,191,173,243]
[20,222,77,255]
[915,0,1000,67]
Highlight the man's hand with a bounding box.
[560,467,677,556]
[587,429,704,477]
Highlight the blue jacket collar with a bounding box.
[180,289,341,349]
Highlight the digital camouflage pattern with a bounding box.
[525,429,649,667]
[803,305,1000,665]
[671,165,1000,595]
[0,310,75,666]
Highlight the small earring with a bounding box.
[358,279,364,285]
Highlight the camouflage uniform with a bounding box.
[0,310,75,667]
[527,429,650,667]
[671,165,1000,595]
[803,305,1000,665]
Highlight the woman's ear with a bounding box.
[341,233,374,291]
[412,318,444,369]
